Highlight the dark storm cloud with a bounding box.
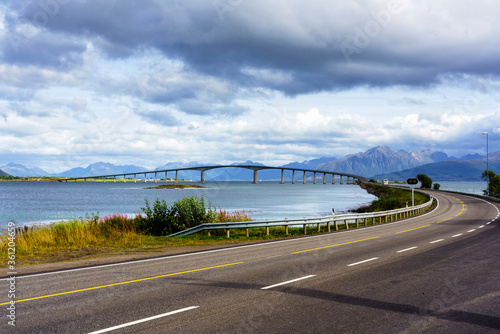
[3,0,500,95]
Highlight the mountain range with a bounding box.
[0,146,493,181]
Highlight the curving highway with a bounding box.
[1,191,499,333]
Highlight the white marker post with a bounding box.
[407,178,419,207]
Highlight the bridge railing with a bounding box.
[168,196,434,237]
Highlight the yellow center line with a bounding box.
[395,224,431,234]
[0,262,243,306]
[291,236,380,254]
[435,195,466,223]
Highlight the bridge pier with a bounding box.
[124,175,126,182]
[323,173,326,184]
[175,170,178,182]
[253,170,258,184]
[144,173,147,183]
[281,169,284,184]
[314,172,317,184]
[340,176,343,184]
[332,174,335,184]
[201,170,205,183]
[165,171,168,183]
[292,170,295,184]
[303,171,306,184]
[134,174,137,183]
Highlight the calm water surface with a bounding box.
[0,180,488,227]
[1,181,377,227]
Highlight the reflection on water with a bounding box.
[0,181,377,226]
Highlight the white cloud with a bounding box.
[0,0,500,172]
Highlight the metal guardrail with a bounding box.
[169,196,434,237]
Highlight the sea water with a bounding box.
[0,181,376,227]
[0,180,488,227]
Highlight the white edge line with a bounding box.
[478,225,485,228]
[87,306,199,334]
[261,275,316,290]
[347,257,379,267]
[6,197,441,281]
[430,239,444,244]
[467,229,476,232]
[451,234,463,238]
[397,246,417,253]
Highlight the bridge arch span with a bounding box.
[59,164,368,184]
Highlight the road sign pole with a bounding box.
[406,178,419,207]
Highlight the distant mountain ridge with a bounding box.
[0,146,488,180]
[0,168,10,176]
[316,146,468,177]
[57,162,150,177]
[0,163,51,177]
[372,151,500,181]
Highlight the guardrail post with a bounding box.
[334,221,339,231]
[285,225,289,235]
[246,228,249,237]
[327,222,331,232]
[226,229,230,238]
[355,219,359,228]
[303,224,307,234]
[345,220,349,229]
[266,226,270,236]
[317,223,321,232]
[207,230,211,237]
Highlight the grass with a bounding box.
[355,183,429,212]
[0,210,252,267]
[0,176,62,182]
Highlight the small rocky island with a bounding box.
[144,184,205,189]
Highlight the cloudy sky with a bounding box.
[1,0,499,173]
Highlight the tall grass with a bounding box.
[1,215,146,258]
[216,208,251,222]
[0,204,253,266]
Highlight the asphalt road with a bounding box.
[2,191,499,333]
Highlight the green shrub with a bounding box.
[136,195,217,236]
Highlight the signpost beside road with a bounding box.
[407,178,419,207]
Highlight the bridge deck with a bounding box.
[58,165,368,184]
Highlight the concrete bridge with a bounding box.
[59,164,368,184]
